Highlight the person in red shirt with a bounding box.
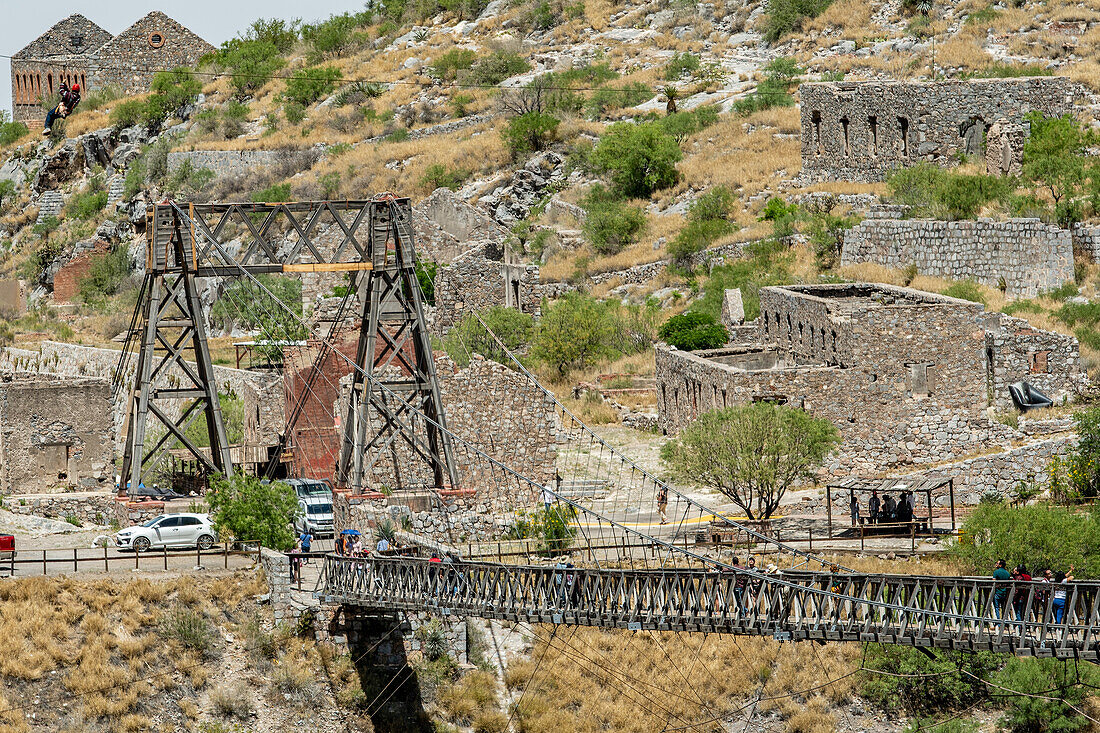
[43,84,81,135]
[1012,564,1032,622]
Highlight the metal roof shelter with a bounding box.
[825,476,955,538]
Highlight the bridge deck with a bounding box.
[319,556,1100,659]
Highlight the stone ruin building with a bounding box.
[0,374,113,494]
[799,77,1076,182]
[11,12,214,124]
[656,284,1087,484]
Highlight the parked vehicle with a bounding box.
[0,535,14,575]
[295,496,334,538]
[285,478,333,501]
[115,513,216,552]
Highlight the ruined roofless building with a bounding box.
[10,12,214,125]
[656,283,1087,476]
[799,77,1076,182]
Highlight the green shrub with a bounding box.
[994,658,1096,733]
[68,190,108,221]
[887,163,1014,220]
[581,184,646,255]
[444,306,535,366]
[734,57,802,114]
[79,246,133,306]
[149,68,202,116]
[252,182,292,203]
[860,646,995,716]
[210,39,285,96]
[949,502,1100,576]
[586,82,650,118]
[110,99,147,130]
[468,52,530,85]
[285,103,306,125]
[664,52,701,80]
[763,0,834,43]
[284,66,342,106]
[161,604,215,656]
[656,106,720,140]
[0,114,28,146]
[301,12,369,58]
[592,122,681,198]
[420,164,472,192]
[385,128,410,143]
[502,112,560,159]
[207,474,300,551]
[415,259,437,305]
[963,62,1053,79]
[668,185,737,262]
[430,48,478,81]
[242,17,300,53]
[210,274,305,343]
[658,311,728,350]
[941,280,987,305]
[697,240,792,321]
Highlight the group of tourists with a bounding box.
[851,490,917,526]
[992,559,1076,623]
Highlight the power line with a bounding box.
[3,52,799,100]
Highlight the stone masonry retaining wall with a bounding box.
[840,218,1074,297]
[166,150,288,179]
[0,341,284,452]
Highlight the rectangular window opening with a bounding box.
[868,115,878,157]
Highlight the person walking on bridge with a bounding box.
[993,559,1011,618]
[657,485,669,525]
[1012,564,1032,622]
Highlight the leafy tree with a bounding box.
[994,657,1096,733]
[532,293,616,376]
[284,66,342,106]
[242,17,300,53]
[148,68,202,118]
[658,311,728,350]
[949,502,1100,576]
[206,474,300,550]
[110,99,147,130]
[733,57,802,114]
[664,52,701,81]
[502,112,560,159]
[468,52,530,85]
[581,184,646,255]
[506,504,578,556]
[663,403,841,519]
[1023,112,1098,227]
[420,164,471,192]
[210,274,306,347]
[444,306,535,367]
[301,12,368,58]
[1069,404,1100,498]
[592,122,682,198]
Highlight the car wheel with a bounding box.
[133,536,151,553]
[197,534,214,551]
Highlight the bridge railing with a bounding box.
[319,555,1100,656]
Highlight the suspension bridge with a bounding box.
[114,195,1100,677]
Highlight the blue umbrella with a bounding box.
[340,529,361,535]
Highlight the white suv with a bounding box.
[115,513,217,552]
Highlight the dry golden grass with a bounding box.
[804,0,877,40]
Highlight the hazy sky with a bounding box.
[1,2,365,117]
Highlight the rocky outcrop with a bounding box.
[33,129,120,192]
[480,151,565,224]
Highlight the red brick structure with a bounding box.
[11,12,214,125]
[52,241,109,302]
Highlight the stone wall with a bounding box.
[0,341,284,454]
[904,434,1076,506]
[0,375,113,494]
[984,313,1088,409]
[337,354,558,502]
[333,489,510,545]
[89,12,214,96]
[434,252,542,335]
[840,218,1074,297]
[8,492,118,526]
[166,150,289,179]
[657,284,1030,475]
[800,77,1075,182]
